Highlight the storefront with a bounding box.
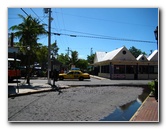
[93,46,158,80]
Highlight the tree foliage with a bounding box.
[57,53,70,67]
[87,54,95,64]
[57,50,89,71]
[69,51,79,66]
[51,40,59,57]
[76,59,88,71]
[36,44,48,69]
[9,14,47,84]
[129,46,147,58]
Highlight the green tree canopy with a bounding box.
[87,54,95,64]
[76,59,88,71]
[9,14,47,84]
[57,53,70,66]
[10,14,47,50]
[51,40,59,57]
[129,46,147,58]
[69,51,79,66]
[36,44,48,69]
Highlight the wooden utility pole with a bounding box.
[44,8,52,84]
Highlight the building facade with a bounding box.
[93,46,158,80]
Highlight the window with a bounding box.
[154,66,158,74]
[122,50,126,55]
[67,72,74,75]
[139,65,148,74]
[149,66,154,74]
[126,65,136,74]
[8,62,15,69]
[101,65,109,73]
[8,61,20,70]
[75,72,81,75]
[114,65,125,74]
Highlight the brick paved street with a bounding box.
[130,96,159,122]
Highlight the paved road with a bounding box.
[8,86,143,121]
[8,77,151,95]
[9,77,152,87]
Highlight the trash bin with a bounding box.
[154,79,158,101]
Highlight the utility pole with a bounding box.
[66,47,72,56]
[48,8,51,84]
[44,8,52,84]
[90,48,93,56]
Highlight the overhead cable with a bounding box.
[53,32,156,44]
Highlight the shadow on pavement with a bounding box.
[18,84,50,89]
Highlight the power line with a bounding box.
[20,8,29,16]
[18,8,157,44]
[53,32,156,44]
[30,8,46,24]
[54,10,155,28]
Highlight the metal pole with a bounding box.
[47,8,51,84]
[14,52,19,93]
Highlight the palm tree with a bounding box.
[69,51,79,68]
[9,14,47,84]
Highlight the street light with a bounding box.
[154,26,158,102]
[154,26,158,49]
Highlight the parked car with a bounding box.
[59,70,90,81]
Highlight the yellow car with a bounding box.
[59,70,90,81]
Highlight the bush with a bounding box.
[148,80,155,95]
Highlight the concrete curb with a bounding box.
[90,75,106,80]
[8,88,52,98]
[8,87,68,98]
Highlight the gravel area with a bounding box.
[8,86,143,121]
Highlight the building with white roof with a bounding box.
[93,46,158,80]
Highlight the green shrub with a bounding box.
[148,81,155,95]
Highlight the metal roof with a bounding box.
[94,46,136,63]
[147,50,158,61]
[136,54,148,61]
[94,52,106,63]
[102,47,124,61]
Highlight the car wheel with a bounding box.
[79,77,84,81]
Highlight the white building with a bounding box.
[93,46,158,80]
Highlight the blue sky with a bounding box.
[8,8,158,59]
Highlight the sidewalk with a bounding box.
[8,82,69,97]
[130,96,159,122]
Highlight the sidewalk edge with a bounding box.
[129,95,150,121]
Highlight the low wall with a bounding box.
[98,73,158,80]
